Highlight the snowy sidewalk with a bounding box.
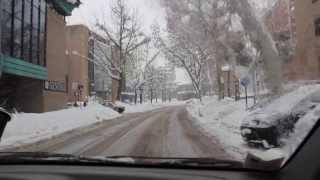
[0,103,120,149]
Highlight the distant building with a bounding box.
[176,84,197,101]
[66,25,115,103]
[88,32,112,100]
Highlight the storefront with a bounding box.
[0,0,80,112]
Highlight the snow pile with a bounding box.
[187,85,320,161]
[187,96,250,160]
[116,100,185,113]
[0,102,120,149]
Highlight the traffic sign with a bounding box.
[241,77,250,87]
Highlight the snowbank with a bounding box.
[187,96,250,160]
[187,85,320,161]
[0,102,120,149]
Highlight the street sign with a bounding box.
[44,80,66,92]
[241,77,250,87]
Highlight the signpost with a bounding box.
[241,77,250,109]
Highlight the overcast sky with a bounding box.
[67,0,191,84]
[67,0,274,85]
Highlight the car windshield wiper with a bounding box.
[0,152,243,169]
[0,152,93,162]
[104,156,244,169]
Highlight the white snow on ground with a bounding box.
[187,96,250,160]
[116,100,185,113]
[187,85,320,161]
[0,100,185,150]
[0,102,120,149]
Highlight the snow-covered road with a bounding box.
[6,106,232,159]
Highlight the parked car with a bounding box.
[103,101,126,114]
[241,92,320,148]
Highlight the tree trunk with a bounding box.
[232,0,283,95]
[117,72,127,101]
[140,90,143,104]
[150,89,153,104]
[134,89,137,104]
[117,77,122,101]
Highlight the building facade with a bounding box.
[265,0,320,81]
[88,32,112,100]
[0,0,80,112]
[287,0,320,80]
[65,25,90,103]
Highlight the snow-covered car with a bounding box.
[241,92,320,148]
[103,101,126,114]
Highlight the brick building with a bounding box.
[265,0,320,81]
[65,25,90,103]
[288,0,320,80]
[65,25,114,103]
[0,0,80,112]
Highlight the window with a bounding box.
[1,0,13,55]
[23,0,32,62]
[0,0,46,65]
[39,0,47,66]
[315,18,320,36]
[12,18,22,58]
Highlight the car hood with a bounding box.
[241,111,285,128]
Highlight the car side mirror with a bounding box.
[0,108,11,140]
[245,150,285,171]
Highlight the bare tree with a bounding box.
[96,0,150,101]
[158,0,284,100]
[126,44,160,104]
[154,0,224,101]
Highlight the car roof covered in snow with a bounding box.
[242,85,320,128]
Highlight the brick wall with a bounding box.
[66,25,90,102]
[43,7,68,112]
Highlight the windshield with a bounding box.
[0,0,320,171]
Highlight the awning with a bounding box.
[0,56,48,80]
[48,0,81,16]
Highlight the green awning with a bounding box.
[49,0,81,16]
[0,56,48,80]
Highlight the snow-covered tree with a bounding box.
[96,0,151,101]
[228,0,284,95]
[126,44,160,104]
